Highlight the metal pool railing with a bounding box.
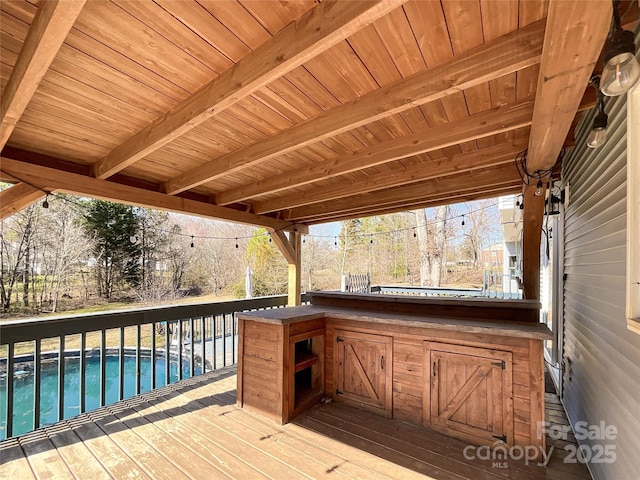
[0,295,299,439]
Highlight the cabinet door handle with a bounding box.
[380,356,385,370]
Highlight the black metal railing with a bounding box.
[0,295,301,440]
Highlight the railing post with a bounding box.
[58,336,65,422]
[164,322,170,386]
[189,318,195,378]
[79,334,85,415]
[135,324,141,395]
[34,339,41,429]
[201,317,206,373]
[6,343,15,438]
[212,316,217,371]
[118,328,125,400]
[150,323,156,390]
[100,330,106,407]
[177,320,183,382]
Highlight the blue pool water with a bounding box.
[0,353,200,440]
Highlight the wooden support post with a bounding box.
[288,231,302,307]
[269,228,303,306]
[522,181,547,300]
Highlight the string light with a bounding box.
[534,180,544,197]
[461,215,465,227]
[4,173,503,249]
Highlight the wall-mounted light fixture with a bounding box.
[587,76,608,148]
[600,0,640,96]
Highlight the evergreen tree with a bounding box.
[82,200,141,299]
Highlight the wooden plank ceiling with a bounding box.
[0,0,632,228]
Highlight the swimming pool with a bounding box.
[0,352,200,439]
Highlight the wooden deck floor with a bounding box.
[0,368,591,480]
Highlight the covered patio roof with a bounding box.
[0,0,637,299]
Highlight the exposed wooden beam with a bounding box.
[164,19,546,195]
[254,141,527,214]
[0,183,45,220]
[522,181,548,300]
[299,185,522,225]
[268,229,296,264]
[218,100,535,207]
[91,0,406,180]
[526,1,611,173]
[0,0,86,149]
[0,157,295,231]
[284,164,521,222]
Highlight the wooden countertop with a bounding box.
[237,304,552,340]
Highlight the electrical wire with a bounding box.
[0,173,504,244]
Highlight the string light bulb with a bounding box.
[587,82,608,148]
[600,0,640,96]
[235,237,239,249]
[535,180,544,197]
[334,237,337,246]
[413,227,417,238]
[461,215,465,227]
[42,193,50,209]
[190,235,194,248]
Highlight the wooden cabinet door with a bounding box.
[334,330,392,414]
[424,342,513,446]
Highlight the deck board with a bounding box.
[0,368,591,480]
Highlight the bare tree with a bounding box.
[429,205,448,287]
[460,200,501,270]
[36,198,93,312]
[413,209,429,286]
[0,205,39,311]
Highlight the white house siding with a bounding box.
[561,47,640,480]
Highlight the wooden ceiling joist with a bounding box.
[284,164,521,222]
[163,18,547,196]
[254,141,528,214]
[0,157,294,231]
[0,0,87,149]
[0,183,45,221]
[526,1,612,173]
[90,0,407,180]
[219,100,536,207]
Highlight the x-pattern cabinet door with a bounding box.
[424,342,514,446]
[334,330,392,415]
